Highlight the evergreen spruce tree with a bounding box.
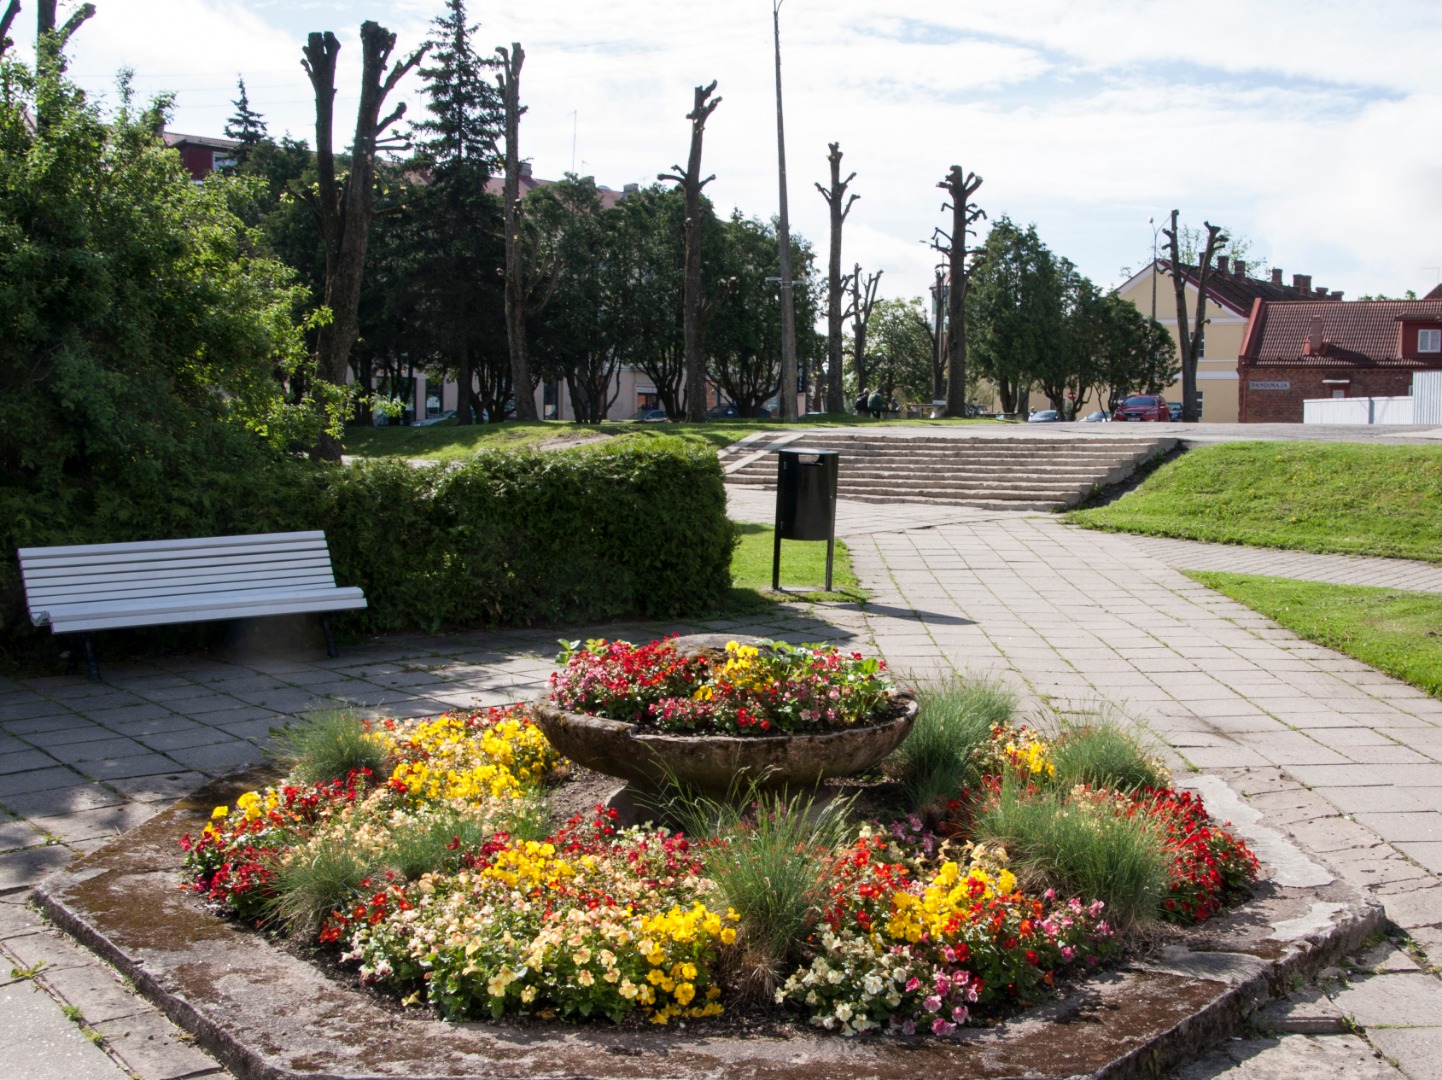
[407,0,507,424]
[224,76,267,170]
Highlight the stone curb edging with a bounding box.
[33,773,1388,1080]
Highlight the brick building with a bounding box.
[1236,299,1442,422]
[163,132,241,180]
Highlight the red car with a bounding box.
[1112,394,1169,422]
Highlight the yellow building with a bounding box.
[1115,258,1335,421]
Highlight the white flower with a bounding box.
[863,974,884,996]
[835,1003,853,1022]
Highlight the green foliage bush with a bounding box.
[2,436,735,666]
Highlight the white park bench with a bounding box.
[18,531,367,679]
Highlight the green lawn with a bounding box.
[342,414,993,462]
[1068,442,1442,563]
[1189,572,1442,699]
[722,522,866,612]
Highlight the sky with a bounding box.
[26,0,1442,305]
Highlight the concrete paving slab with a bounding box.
[0,765,87,797]
[0,783,126,820]
[0,979,128,1079]
[1329,973,1442,1028]
[0,845,72,893]
[1365,1027,1442,1080]
[92,1006,227,1080]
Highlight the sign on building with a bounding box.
[1248,381,1291,391]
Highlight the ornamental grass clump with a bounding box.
[270,707,389,786]
[971,777,1172,932]
[1050,714,1169,793]
[549,637,892,735]
[888,678,1015,821]
[665,781,857,1000]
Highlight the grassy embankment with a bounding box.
[1068,441,1442,698]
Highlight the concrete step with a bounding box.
[723,433,1174,511]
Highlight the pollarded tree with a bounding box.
[659,80,721,421]
[815,142,858,414]
[1163,209,1226,423]
[932,165,984,417]
[298,22,428,460]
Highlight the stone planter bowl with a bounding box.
[530,694,916,797]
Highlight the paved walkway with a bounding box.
[2,487,1441,1077]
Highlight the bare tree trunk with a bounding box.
[0,1,22,58]
[931,267,946,401]
[849,263,881,396]
[497,43,537,421]
[1163,209,1226,423]
[815,142,857,415]
[301,22,428,461]
[934,166,984,418]
[659,81,720,423]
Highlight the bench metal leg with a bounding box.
[321,616,338,659]
[83,634,100,682]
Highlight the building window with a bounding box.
[1419,328,1441,353]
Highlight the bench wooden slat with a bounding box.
[23,558,338,595]
[20,548,336,578]
[29,573,343,609]
[17,531,330,560]
[36,589,368,633]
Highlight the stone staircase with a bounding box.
[720,430,1179,512]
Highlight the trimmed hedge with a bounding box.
[0,435,735,667]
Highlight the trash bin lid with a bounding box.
[769,447,839,456]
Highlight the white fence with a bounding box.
[1416,372,1442,425]
[1303,396,1414,425]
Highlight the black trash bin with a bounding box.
[771,448,839,591]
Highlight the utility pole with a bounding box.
[773,0,797,420]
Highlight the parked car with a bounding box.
[1112,394,1169,422]
[1079,410,1110,423]
[1168,402,1183,421]
[706,402,772,419]
[1027,409,1061,423]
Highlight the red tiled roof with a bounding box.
[483,174,628,209]
[1161,260,1319,316]
[163,131,241,151]
[1241,300,1442,365]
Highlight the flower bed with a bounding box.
[549,637,893,735]
[181,642,1259,1038]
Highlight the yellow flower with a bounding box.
[211,805,229,820]
[674,982,696,1006]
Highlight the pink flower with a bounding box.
[932,1018,956,1036]
[923,994,942,1013]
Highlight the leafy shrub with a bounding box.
[2,436,734,667]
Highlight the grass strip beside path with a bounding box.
[1189,571,1442,699]
[1069,442,1442,564]
[724,522,865,612]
